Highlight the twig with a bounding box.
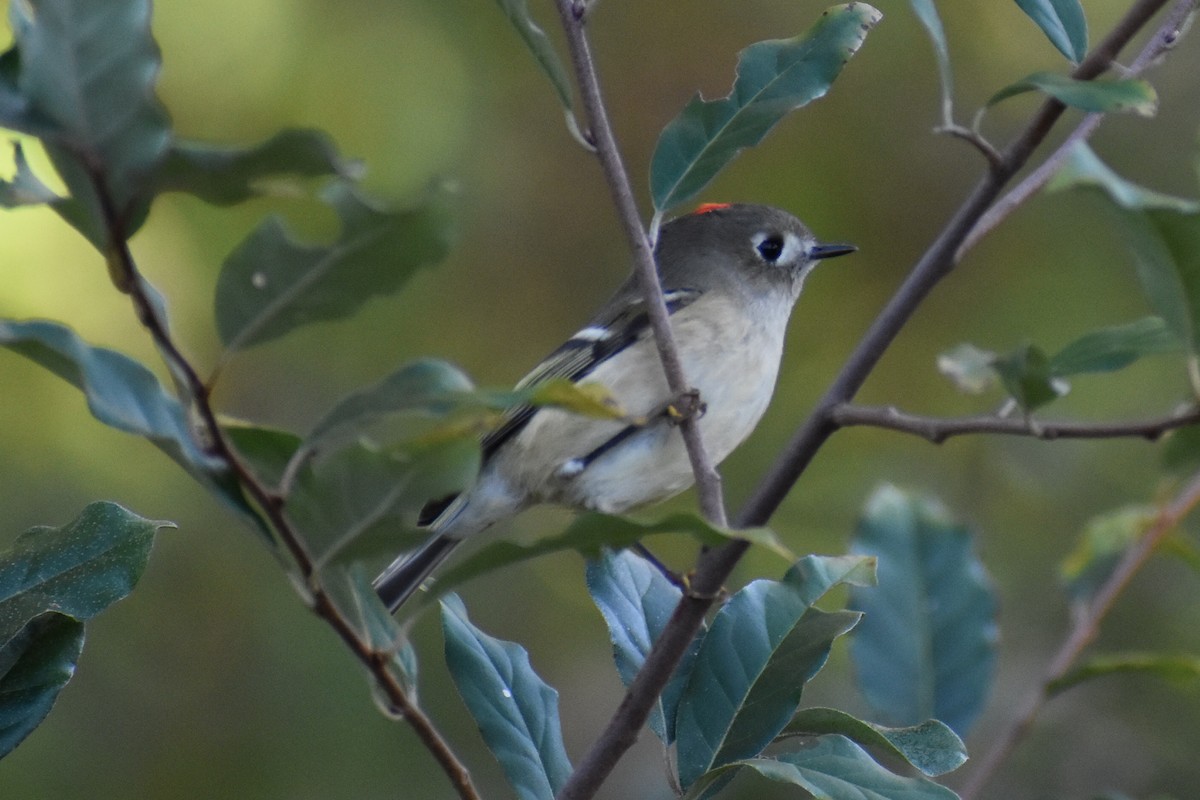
[545,2,1179,799]
[552,0,728,529]
[831,403,1200,444]
[89,174,480,800]
[958,0,1197,258]
[959,468,1200,799]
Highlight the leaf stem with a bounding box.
[87,171,480,800]
[958,468,1200,799]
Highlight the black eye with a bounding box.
[756,235,785,262]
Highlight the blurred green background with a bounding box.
[3,1,1200,798]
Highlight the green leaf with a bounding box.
[675,571,862,787]
[287,438,479,566]
[9,0,171,246]
[1163,424,1200,475]
[153,129,356,206]
[1060,505,1154,607]
[849,486,997,737]
[441,596,572,800]
[424,512,792,605]
[1047,652,1200,697]
[685,736,960,800]
[1123,210,1200,356]
[1014,0,1088,63]
[491,0,574,112]
[0,140,59,207]
[0,612,85,758]
[779,708,966,777]
[215,180,456,352]
[937,342,998,395]
[222,421,302,489]
[585,548,703,744]
[991,342,1067,412]
[323,564,416,691]
[907,0,953,125]
[649,3,882,213]
[1047,143,1200,213]
[988,72,1156,116]
[1049,316,1180,375]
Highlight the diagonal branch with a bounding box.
[551,2,1180,799]
[831,402,1200,443]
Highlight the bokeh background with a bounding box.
[3,1,1200,798]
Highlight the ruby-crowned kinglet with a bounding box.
[374,203,855,611]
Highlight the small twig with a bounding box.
[831,403,1200,444]
[958,0,1196,258]
[552,0,728,529]
[959,468,1200,799]
[936,124,1004,171]
[89,175,480,800]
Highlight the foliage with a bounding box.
[2,0,1199,798]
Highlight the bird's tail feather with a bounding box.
[374,534,461,612]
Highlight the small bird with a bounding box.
[375,203,854,611]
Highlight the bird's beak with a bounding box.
[810,242,857,260]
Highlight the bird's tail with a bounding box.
[373,534,461,612]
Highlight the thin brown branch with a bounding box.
[958,0,1197,258]
[90,175,480,800]
[959,469,1200,799]
[552,0,728,529]
[832,403,1200,444]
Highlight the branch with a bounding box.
[546,2,1180,798]
[959,468,1200,799]
[90,176,480,800]
[958,0,1197,257]
[552,0,728,528]
[832,403,1200,444]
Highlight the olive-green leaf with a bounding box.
[423,512,792,606]
[1047,652,1200,697]
[849,486,997,737]
[779,708,967,777]
[0,502,168,642]
[215,180,455,352]
[1014,0,1088,63]
[153,129,356,206]
[222,421,302,489]
[1059,505,1155,607]
[1123,210,1200,356]
[649,3,882,213]
[0,141,59,207]
[9,0,171,246]
[987,72,1156,116]
[492,0,574,112]
[991,342,1067,412]
[1049,316,1180,376]
[442,596,572,800]
[0,612,84,758]
[1047,143,1200,213]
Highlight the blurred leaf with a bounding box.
[937,342,998,394]
[8,0,171,248]
[585,548,703,743]
[1048,143,1200,212]
[1123,210,1200,358]
[1060,505,1154,607]
[907,0,953,124]
[849,485,997,736]
[779,708,967,777]
[215,180,455,352]
[491,0,573,111]
[1013,0,1088,63]
[425,512,792,605]
[649,3,882,213]
[0,612,84,758]
[675,573,861,788]
[153,129,356,206]
[287,438,479,566]
[1161,532,1200,575]
[0,141,58,206]
[441,595,572,800]
[0,44,57,138]
[324,564,416,692]
[987,72,1156,116]
[525,379,625,420]
[991,342,1068,412]
[222,421,302,489]
[1049,316,1180,375]
[684,736,959,800]
[1048,652,1200,697]
[1162,423,1200,474]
